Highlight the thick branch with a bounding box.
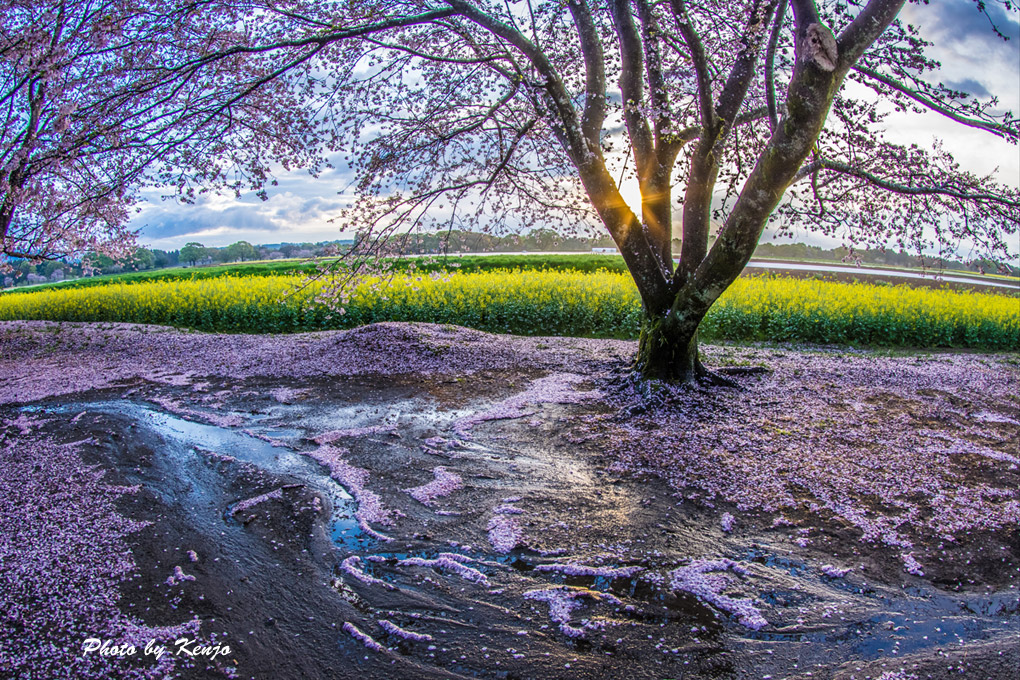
[765,0,789,132]
[635,0,673,148]
[716,0,776,127]
[567,0,603,151]
[789,0,820,27]
[567,0,607,150]
[611,0,655,169]
[668,0,715,130]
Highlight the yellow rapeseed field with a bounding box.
[0,270,1016,349]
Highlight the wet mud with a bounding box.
[0,322,1016,679]
[4,370,1015,680]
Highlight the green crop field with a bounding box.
[1,269,1016,350]
[11,252,1015,298]
[7,254,633,294]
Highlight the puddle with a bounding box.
[849,590,1020,658]
[291,399,477,439]
[28,401,372,551]
[744,545,811,577]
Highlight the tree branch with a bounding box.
[836,0,906,69]
[610,0,655,169]
[853,65,1019,141]
[634,0,673,149]
[794,157,1020,206]
[789,0,820,27]
[445,0,588,163]
[567,0,607,151]
[716,0,776,128]
[668,0,715,131]
[175,8,461,68]
[431,81,521,142]
[362,37,512,66]
[765,0,789,132]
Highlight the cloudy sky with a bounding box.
[131,1,1020,255]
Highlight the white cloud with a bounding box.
[130,1,1018,254]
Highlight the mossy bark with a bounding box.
[635,312,702,383]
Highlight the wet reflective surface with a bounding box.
[15,375,1019,679]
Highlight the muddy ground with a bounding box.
[0,321,1017,680]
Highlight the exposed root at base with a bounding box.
[694,361,741,388]
[629,356,757,389]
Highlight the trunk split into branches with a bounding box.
[430,0,1011,382]
[604,0,908,382]
[8,0,1015,384]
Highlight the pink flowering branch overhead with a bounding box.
[0,0,333,264]
[5,0,1018,380]
[177,0,1018,379]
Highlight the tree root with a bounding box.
[694,360,741,388]
[715,366,770,375]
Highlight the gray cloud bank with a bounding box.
[141,206,282,240]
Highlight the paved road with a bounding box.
[745,260,1020,291]
[447,251,1020,291]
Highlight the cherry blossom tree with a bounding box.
[6,0,1018,381]
[3,0,131,262]
[1,0,326,266]
[186,0,1015,381]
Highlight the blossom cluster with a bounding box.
[669,559,768,630]
[404,466,463,507]
[0,431,201,678]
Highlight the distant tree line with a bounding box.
[387,228,618,254]
[2,248,179,287]
[386,229,1018,276]
[2,230,1014,289]
[0,239,355,287]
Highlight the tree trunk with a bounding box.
[635,310,702,383]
